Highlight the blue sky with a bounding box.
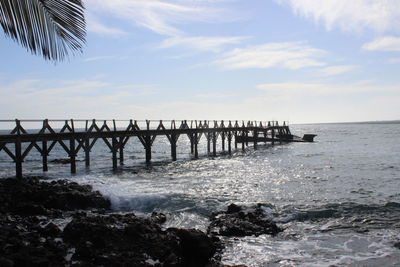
[1,0,400,123]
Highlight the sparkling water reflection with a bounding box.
[1,123,400,266]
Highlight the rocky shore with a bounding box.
[0,177,282,267]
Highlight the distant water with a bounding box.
[1,123,400,266]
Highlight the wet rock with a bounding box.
[0,178,221,267]
[50,158,71,164]
[14,203,49,216]
[227,203,242,214]
[63,213,219,267]
[208,203,283,237]
[151,211,167,224]
[0,214,68,267]
[0,177,111,215]
[40,222,61,237]
[169,228,217,267]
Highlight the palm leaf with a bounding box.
[0,0,86,61]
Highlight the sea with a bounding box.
[1,122,400,266]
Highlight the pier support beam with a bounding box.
[42,141,48,172]
[234,133,238,149]
[84,138,90,167]
[190,134,194,154]
[242,131,245,151]
[207,132,211,155]
[271,128,275,145]
[212,131,217,157]
[145,135,152,163]
[194,134,198,159]
[69,138,76,174]
[170,135,177,161]
[228,132,232,155]
[222,132,225,151]
[119,137,124,165]
[253,130,258,149]
[15,138,22,179]
[112,136,118,170]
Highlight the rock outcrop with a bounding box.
[208,203,283,237]
[0,177,221,267]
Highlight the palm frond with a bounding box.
[0,0,86,61]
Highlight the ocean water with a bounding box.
[1,122,400,266]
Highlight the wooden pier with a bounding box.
[0,119,310,178]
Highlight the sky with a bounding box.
[1,0,400,124]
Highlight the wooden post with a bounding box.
[145,135,151,163]
[253,129,258,149]
[84,120,90,167]
[84,138,90,167]
[15,119,22,179]
[271,127,275,145]
[212,131,217,157]
[171,134,177,161]
[234,133,238,149]
[112,136,118,170]
[42,140,48,172]
[222,131,225,151]
[42,119,48,172]
[69,120,76,174]
[264,130,267,144]
[190,134,194,154]
[207,132,211,155]
[194,133,198,159]
[228,132,232,155]
[119,137,124,165]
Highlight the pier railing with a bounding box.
[0,119,291,178]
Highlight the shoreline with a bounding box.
[0,176,281,267]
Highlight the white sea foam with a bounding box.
[221,227,400,267]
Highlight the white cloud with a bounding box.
[388,58,400,64]
[195,93,235,98]
[84,56,119,62]
[215,42,326,70]
[158,36,249,52]
[86,13,128,36]
[0,79,158,119]
[276,0,400,33]
[256,81,399,96]
[319,65,359,76]
[362,36,400,51]
[85,0,229,36]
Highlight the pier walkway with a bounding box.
[0,119,297,178]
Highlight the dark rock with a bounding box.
[208,204,283,237]
[50,158,71,164]
[0,257,14,267]
[227,203,242,213]
[40,222,61,237]
[394,242,400,249]
[0,177,111,215]
[151,211,167,224]
[170,228,217,267]
[14,203,49,216]
[62,213,220,267]
[0,178,222,267]
[0,214,68,267]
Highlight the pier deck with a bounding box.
[0,119,310,178]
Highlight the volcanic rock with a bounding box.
[208,203,283,237]
[0,177,110,215]
[63,212,219,266]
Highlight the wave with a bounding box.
[272,202,400,231]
